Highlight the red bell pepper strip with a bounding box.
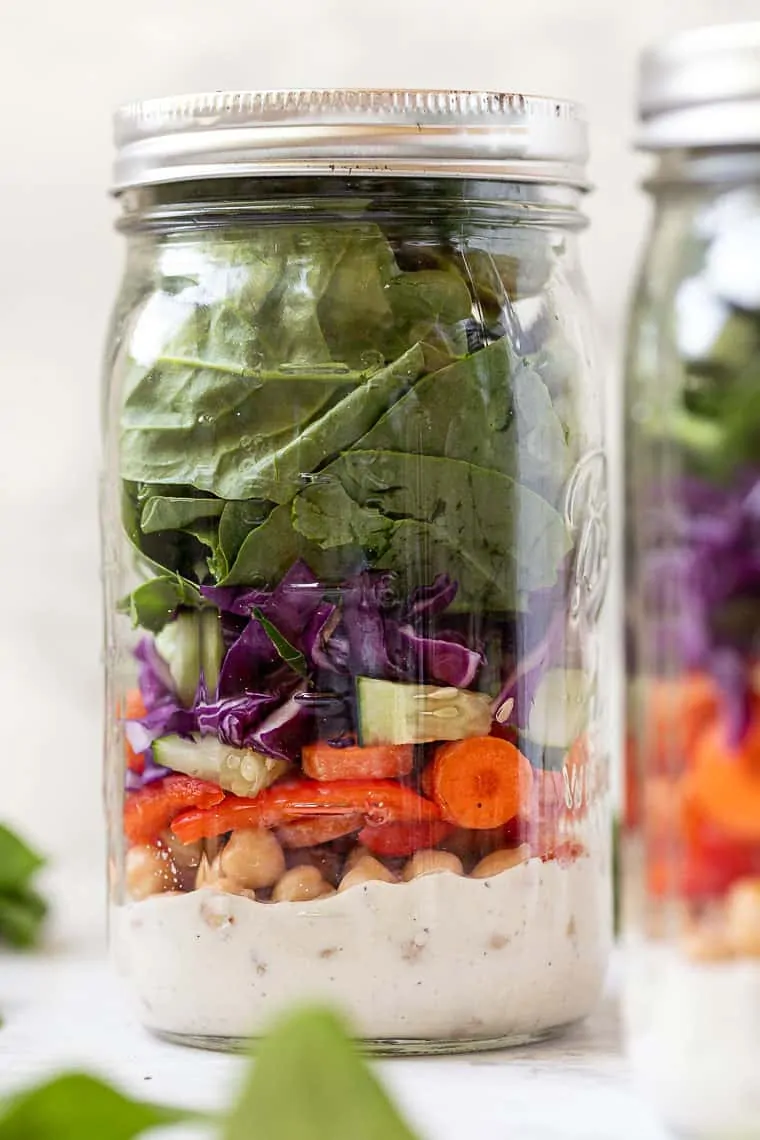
[359,820,454,857]
[171,778,441,844]
[124,775,225,845]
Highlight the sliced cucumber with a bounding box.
[200,609,224,696]
[155,613,201,706]
[356,677,492,746]
[524,668,591,751]
[155,610,225,704]
[153,735,288,798]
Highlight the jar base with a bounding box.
[151,1022,576,1057]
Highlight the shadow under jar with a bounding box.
[623,24,760,1140]
[102,89,611,1053]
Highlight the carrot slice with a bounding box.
[122,688,148,773]
[124,775,225,845]
[302,741,414,782]
[277,814,363,849]
[359,820,454,857]
[635,673,718,775]
[429,736,533,830]
[686,715,760,841]
[125,689,147,722]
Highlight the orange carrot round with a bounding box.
[686,715,760,841]
[302,741,413,782]
[429,736,533,830]
[124,688,147,722]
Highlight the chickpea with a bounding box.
[287,848,343,888]
[159,831,202,871]
[272,865,332,903]
[339,855,397,892]
[725,877,760,957]
[403,850,463,881]
[195,857,256,899]
[218,829,286,890]
[471,844,531,880]
[681,925,733,963]
[344,845,372,873]
[126,844,177,900]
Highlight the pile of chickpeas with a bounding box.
[125,827,533,904]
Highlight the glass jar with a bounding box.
[623,25,760,1138]
[102,89,611,1053]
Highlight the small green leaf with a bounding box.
[252,607,307,677]
[0,826,44,892]
[0,885,47,950]
[117,576,203,634]
[0,1073,203,1140]
[223,1007,421,1140]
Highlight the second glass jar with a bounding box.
[103,93,610,1052]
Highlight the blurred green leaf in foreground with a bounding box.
[0,824,47,949]
[0,1008,422,1140]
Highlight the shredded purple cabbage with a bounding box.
[134,638,175,709]
[641,470,760,744]
[195,692,280,749]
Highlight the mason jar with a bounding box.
[623,25,760,1137]
[102,89,611,1052]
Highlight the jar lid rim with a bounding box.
[638,21,760,150]
[112,88,589,192]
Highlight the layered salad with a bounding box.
[625,189,760,1134]
[108,204,610,1047]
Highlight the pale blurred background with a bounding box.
[1,0,757,879]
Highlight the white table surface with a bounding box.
[0,868,670,1140]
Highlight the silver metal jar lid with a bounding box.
[112,88,588,192]
[638,21,760,149]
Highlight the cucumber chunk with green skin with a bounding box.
[155,611,224,705]
[356,677,492,746]
[200,609,224,696]
[153,734,288,798]
[523,667,591,751]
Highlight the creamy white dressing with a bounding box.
[115,853,609,1044]
[627,944,760,1139]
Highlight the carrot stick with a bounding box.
[429,736,533,830]
[302,741,413,782]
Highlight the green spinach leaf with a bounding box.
[234,344,425,504]
[220,502,364,587]
[358,338,569,502]
[0,1074,201,1140]
[0,826,46,950]
[329,449,571,609]
[293,481,394,551]
[224,1007,419,1140]
[117,575,203,633]
[252,607,307,676]
[140,496,224,534]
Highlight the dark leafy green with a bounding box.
[357,338,570,502]
[0,825,46,950]
[222,343,425,505]
[0,1074,200,1140]
[0,1008,421,1139]
[223,1008,419,1140]
[117,220,574,622]
[252,607,307,676]
[117,575,203,633]
[295,450,570,610]
[140,495,223,534]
